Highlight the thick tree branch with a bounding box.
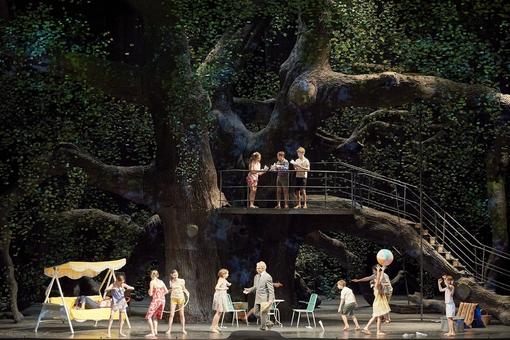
[232,97,275,124]
[296,71,510,114]
[58,208,144,231]
[201,19,270,157]
[335,109,408,151]
[199,18,269,103]
[304,230,359,270]
[408,293,445,313]
[57,53,147,105]
[51,143,155,207]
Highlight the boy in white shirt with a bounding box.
[291,147,310,208]
[337,280,360,331]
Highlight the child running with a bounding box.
[361,265,391,335]
[210,268,232,333]
[105,274,134,338]
[337,279,360,331]
[145,270,168,337]
[246,152,268,208]
[438,275,456,337]
[166,269,190,335]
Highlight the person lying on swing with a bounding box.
[73,295,112,309]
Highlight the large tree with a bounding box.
[1,0,509,323]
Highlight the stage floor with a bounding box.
[1,296,509,339]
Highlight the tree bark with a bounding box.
[408,292,445,313]
[304,230,360,272]
[0,228,23,322]
[51,143,154,207]
[485,139,509,288]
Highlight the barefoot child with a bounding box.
[166,269,190,335]
[246,152,268,208]
[210,268,232,333]
[438,275,456,337]
[361,265,390,335]
[145,270,168,337]
[271,151,289,208]
[291,147,310,209]
[337,280,360,331]
[106,274,134,338]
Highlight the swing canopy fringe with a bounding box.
[44,258,127,279]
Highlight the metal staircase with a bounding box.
[314,161,510,292]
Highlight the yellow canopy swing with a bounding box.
[34,258,131,334]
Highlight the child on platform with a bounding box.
[246,152,268,208]
[438,275,456,337]
[361,265,390,335]
[145,270,169,337]
[291,147,310,209]
[106,274,134,338]
[271,151,290,208]
[337,279,360,331]
[210,268,232,333]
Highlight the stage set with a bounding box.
[1,0,510,339]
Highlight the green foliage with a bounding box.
[296,232,376,297]
[0,4,153,308]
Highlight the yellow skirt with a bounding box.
[372,292,391,317]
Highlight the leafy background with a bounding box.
[1,0,509,309]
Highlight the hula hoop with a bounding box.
[163,292,190,314]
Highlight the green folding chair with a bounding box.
[290,293,318,328]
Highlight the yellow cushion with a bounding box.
[47,296,119,320]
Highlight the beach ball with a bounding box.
[376,249,394,266]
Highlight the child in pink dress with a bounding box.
[246,152,268,208]
[145,270,169,337]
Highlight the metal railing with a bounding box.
[219,161,510,292]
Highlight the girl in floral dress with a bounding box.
[145,270,168,337]
[246,152,267,208]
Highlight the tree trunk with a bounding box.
[485,143,509,290]
[0,229,24,322]
[408,292,445,313]
[158,206,221,322]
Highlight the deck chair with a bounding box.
[457,302,478,328]
[221,294,248,328]
[291,293,318,328]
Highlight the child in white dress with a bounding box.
[210,269,232,333]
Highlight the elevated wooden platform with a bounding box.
[218,207,354,215]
